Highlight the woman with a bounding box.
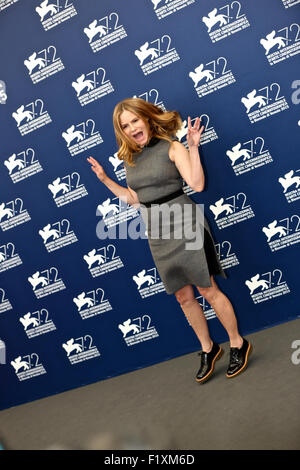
[87,97,252,383]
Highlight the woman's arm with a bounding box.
[103,176,140,206]
[87,156,139,206]
[175,116,205,192]
[169,140,205,192]
[188,144,205,191]
[169,117,205,192]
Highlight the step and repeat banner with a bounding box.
[0,0,299,410]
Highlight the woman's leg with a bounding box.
[196,275,243,348]
[174,284,213,352]
[175,283,225,383]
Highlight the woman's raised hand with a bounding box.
[186,116,205,148]
[87,156,107,182]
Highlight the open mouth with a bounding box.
[132,131,144,140]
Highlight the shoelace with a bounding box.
[198,351,209,364]
[229,348,240,363]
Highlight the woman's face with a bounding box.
[119,110,150,147]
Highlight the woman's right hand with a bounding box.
[87,156,107,183]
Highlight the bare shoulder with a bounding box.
[168,140,187,162]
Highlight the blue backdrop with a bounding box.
[0,0,299,410]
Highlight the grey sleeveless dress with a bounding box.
[124,137,227,295]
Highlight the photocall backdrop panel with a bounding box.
[0,0,299,410]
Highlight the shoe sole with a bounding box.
[226,342,252,378]
[195,347,224,384]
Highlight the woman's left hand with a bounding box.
[186,116,204,148]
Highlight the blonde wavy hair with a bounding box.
[112,97,183,167]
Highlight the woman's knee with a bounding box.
[174,284,196,306]
[196,276,220,303]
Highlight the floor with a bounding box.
[0,318,299,450]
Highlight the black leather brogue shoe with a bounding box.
[196,342,224,384]
[226,337,252,378]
